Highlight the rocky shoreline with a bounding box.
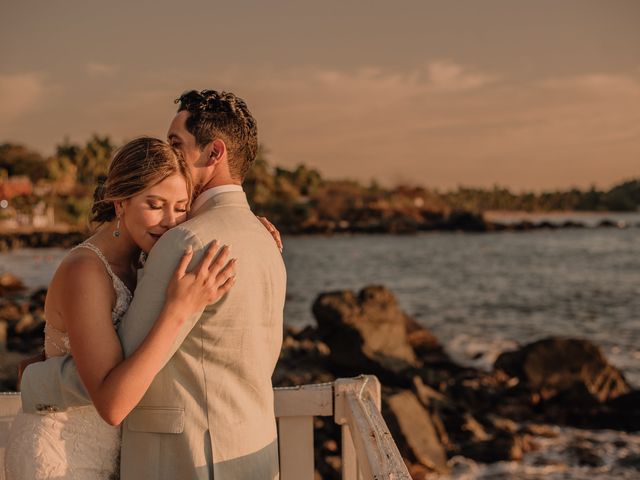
[1,277,638,478]
[275,286,639,478]
[0,228,87,252]
[0,213,637,251]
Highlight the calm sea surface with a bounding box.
[1,221,639,477]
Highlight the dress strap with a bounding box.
[70,242,132,330]
[71,242,131,296]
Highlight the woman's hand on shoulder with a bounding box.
[166,241,237,319]
[258,216,283,253]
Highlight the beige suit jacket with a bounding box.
[21,191,286,479]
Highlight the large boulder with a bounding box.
[383,390,449,474]
[0,273,26,297]
[313,286,417,380]
[494,337,631,402]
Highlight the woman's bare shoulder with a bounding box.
[51,247,112,292]
[45,247,115,330]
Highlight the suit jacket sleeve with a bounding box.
[119,226,206,361]
[20,354,91,413]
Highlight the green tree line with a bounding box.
[1,137,639,228]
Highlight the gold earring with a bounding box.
[113,217,121,238]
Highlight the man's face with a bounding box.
[167,111,208,183]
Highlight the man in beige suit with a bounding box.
[20,90,286,479]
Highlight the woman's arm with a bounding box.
[63,242,234,426]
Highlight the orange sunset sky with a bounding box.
[1,0,639,190]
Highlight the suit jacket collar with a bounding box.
[191,184,244,213]
[194,190,250,216]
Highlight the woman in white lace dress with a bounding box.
[4,137,242,479]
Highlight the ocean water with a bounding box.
[428,427,640,479]
[2,224,639,478]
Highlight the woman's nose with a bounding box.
[161,208,177,228]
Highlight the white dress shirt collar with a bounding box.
[190,184,244,215]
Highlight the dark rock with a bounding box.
[617,453,640,469]
[0,299,25,324]
[5,310,45,354]
[537,221,558,229]
[586,389,640,432]
[444,210,488,232]
[443,370,514,413]
[487,338,640,432]
[459,413,491,442]
[412,376,450,408]
[313,286,417,382]
[458,430,534,463]
[607,389,640,411]
[273,327,334,387]
[562,221,585,229]
[494,337,630,402]
[485,414,519,434]
[599,219,617,228]
[0,350,32,391]
[29,288,47,310]
[0,230,86,252]
[0,273,26,297]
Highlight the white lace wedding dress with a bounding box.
[5,242,132,480]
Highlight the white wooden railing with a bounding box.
[0,376,410,479]
[277,375,410,479]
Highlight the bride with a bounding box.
[4,137,279,479]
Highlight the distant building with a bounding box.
[0,176,33,200]
[32,201,55,228]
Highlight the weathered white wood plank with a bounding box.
[278,415,315,480]
[274,382,333,417]
[341,424,358,480]
[335,376,410,480]
[345,392,410,479]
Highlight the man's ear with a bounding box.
[206,139,226,167]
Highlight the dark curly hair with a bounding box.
[91,137,192,224]
[175,90,258,181]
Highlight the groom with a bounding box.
[20,90,286,479]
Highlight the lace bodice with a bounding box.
[44,242,133,358]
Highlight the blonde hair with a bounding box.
[91,137,192,224]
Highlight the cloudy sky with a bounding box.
[1,0,639,190]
